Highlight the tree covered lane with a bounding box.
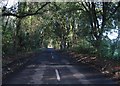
[1,1,120,85]
[3,49,118,85]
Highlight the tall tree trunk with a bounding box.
[16,18,22,52]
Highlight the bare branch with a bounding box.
[1,2,50,18]
[106,1,120,20]
[35,2,50,14]
[81,2,89,12]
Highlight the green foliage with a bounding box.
[1,2,120,60]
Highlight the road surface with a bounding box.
[3,48,118,85]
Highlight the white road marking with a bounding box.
[52,56,54,59]
[55,69,61,81]
[51,52,54,59]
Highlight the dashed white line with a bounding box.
[55,69,61,81]
[52,56,54,59]
[51,52,54,59]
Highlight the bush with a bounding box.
[70,46,96,55]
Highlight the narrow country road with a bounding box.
[3,48,118,85]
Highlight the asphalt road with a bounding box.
[3,48,119,85]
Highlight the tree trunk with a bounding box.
[16,18,22,52]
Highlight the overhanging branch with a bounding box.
[106,1,120,20]
[1,2,50,18]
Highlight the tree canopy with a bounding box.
[1,1,120,59]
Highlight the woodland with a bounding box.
[1,1,120,82]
